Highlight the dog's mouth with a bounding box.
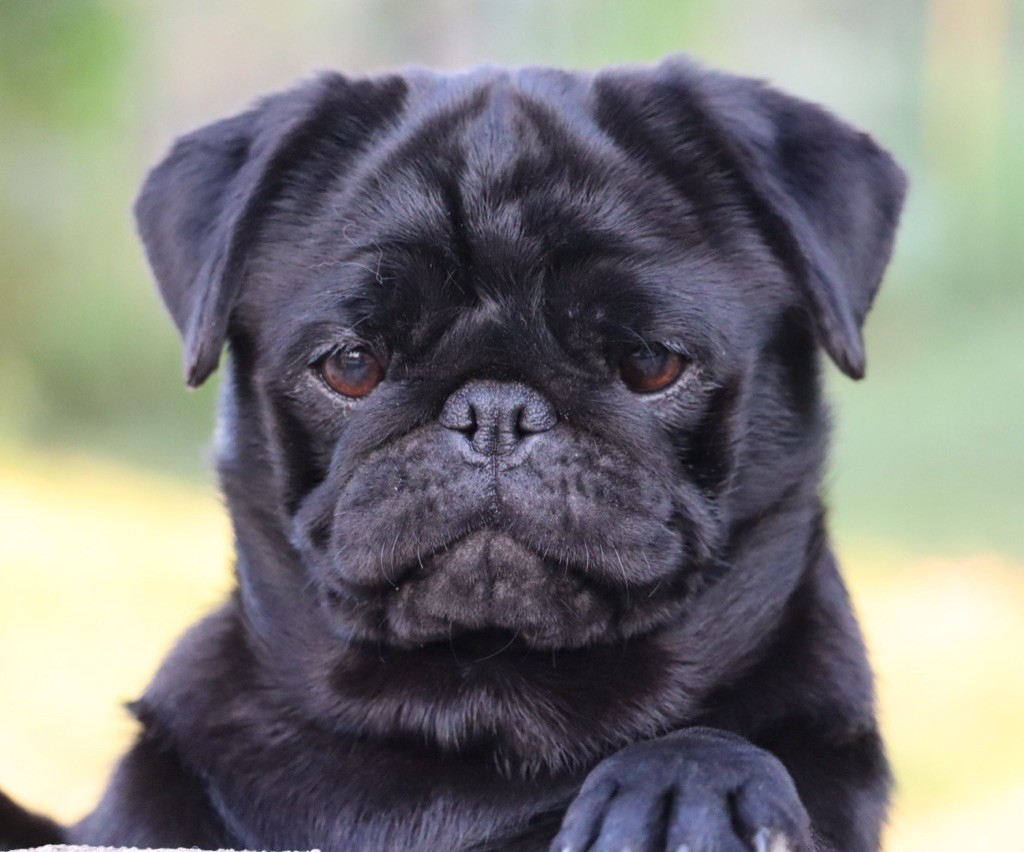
[318,529,695,653]
[430,627,534,659]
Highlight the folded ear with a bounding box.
[135,92,302,387]
[134,74,407,387]
[671,61,908,379]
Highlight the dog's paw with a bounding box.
[551,728,810,852]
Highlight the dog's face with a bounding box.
[240,82,755,653]
[136,59,904,768]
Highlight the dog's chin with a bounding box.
[317,529,698,655]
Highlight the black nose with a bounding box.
[440,380,557,460]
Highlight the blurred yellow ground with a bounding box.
[1,449,1022,850]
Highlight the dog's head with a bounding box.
[136,58,904,766]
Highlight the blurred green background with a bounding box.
[0,2,1021,850]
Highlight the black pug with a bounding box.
[1,56,905,852]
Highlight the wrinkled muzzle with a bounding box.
[293,380,720,650]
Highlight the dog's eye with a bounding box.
[619,346,688,394]
[318,346,385,398]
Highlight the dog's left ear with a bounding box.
[135,74,407,387]
[668,61,908,379]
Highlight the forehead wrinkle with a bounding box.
[513,81,722,248]
[341,161,450,248]
[461,76,542,181]
[304,71,725,354]
[448,83,640,306]
[496,91,679,252]
[320,82,490,248]
[346,77,650,295]
[453,86,544,265]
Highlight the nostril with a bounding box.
[512,405,527,441]
[460,405,479,437]
[440,381,556,459]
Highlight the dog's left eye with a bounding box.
[619,346,688,394]
[317,346,386,398]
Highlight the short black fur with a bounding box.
[0,56,906,852]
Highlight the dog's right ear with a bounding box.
[135,93,316,388]
[135,107,258,387]
[135,74,408,387]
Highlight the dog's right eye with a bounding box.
[619,346,688,394]
[317,346,385,398]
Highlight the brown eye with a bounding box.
[318,346,385,398]
[620,346,687,394]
